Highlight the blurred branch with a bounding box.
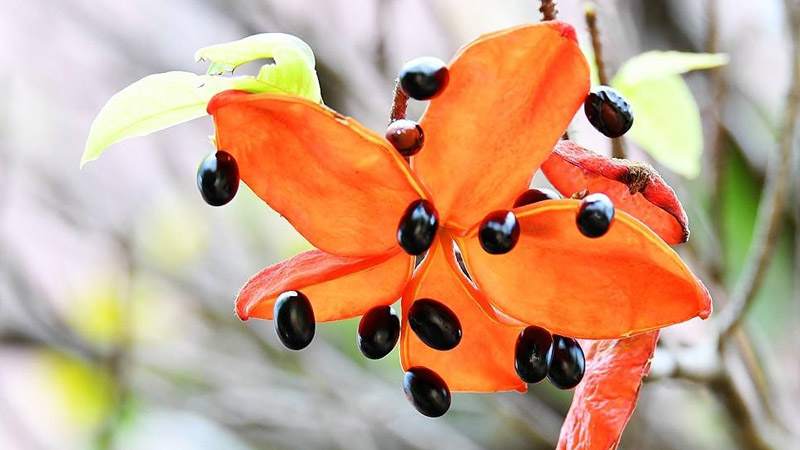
[584,2,626,159]
[715,0,800,340]
[706,0,728,282]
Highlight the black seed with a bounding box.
[403,367,451,417]
[478,210,520,255]
[576,193,615,238]
[197,151,239,206]
[514,326,553,384]
[513,188,561,208]
[408,298,461,351]
[397,200,438,255]
[273,291,315,350]
[358,305,400,360]
[386,119,425,157]
[547,335,585,390]
[584,86,634,138]
[399,57,450,100]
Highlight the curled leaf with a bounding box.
[196,33,321,103]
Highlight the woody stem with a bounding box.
[585,3,626,159]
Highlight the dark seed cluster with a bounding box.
[577,193,615,238]
[197,151,240,206]
[399,56,450,101]
[514,326,586,390]
[478,210,520,255]
[513,188,561,208]
[408,298,462,351]
[273,291,315,350]
[358,305,401,360]
[271,286,585,418]
[584,86,634,138]
[386,119,425,157]
[397,199,439,256]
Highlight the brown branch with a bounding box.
[540,0,557,20]
[716,0,800,340]
[585,3,626,158]
[389,78,408,123]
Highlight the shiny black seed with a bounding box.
[576,193,615,238]
[403,367,451,417]
[399,57,450,100]
[547,335,585,390]
[478,210,520,255]
[357,305,400,360]
[197,151,239,206]
[584,86,634,138]
[273,291,315,350]
[408,298,461,351]
[397,200,438,256]
[386,119,425,157]
[513,188,561,208]
[514,326,553,384]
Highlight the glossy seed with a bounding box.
[478,210,520,255]
[397,200,438,256]
[547,335,586,390]
[513,188,561,208]
[399,57,450,100]
[403,367,451,417]
[584,86,634,138]
[273,291,315,350]
[197,151,239,206]
[386,119,425,157]
[357,305,401,360]
[576,193,615,238]
[408,298,461,351]
[514,326,554,384]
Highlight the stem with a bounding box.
[716,0,800,340]
[389,78,408,123]
[540,0,557,20]
[707,0,728,282]
[585,3,626,158]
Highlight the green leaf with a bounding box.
[614,75,702,178]
[613,51,729,86]
[81,72,271,167]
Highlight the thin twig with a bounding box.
[585,3,626,158]
[716,0,800,340]
[540,0,557,20]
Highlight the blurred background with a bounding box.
[0,0,798,449]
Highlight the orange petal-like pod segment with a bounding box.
[400,238,526,393]
[557,331,660,450]
[209,91,429,257]
[460,200,711,339]
[236,249,414,322]
[413,21,590,230]
[542,141,689,245]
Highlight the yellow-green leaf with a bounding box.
[616,75,702,178]
[81,72,273,167]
